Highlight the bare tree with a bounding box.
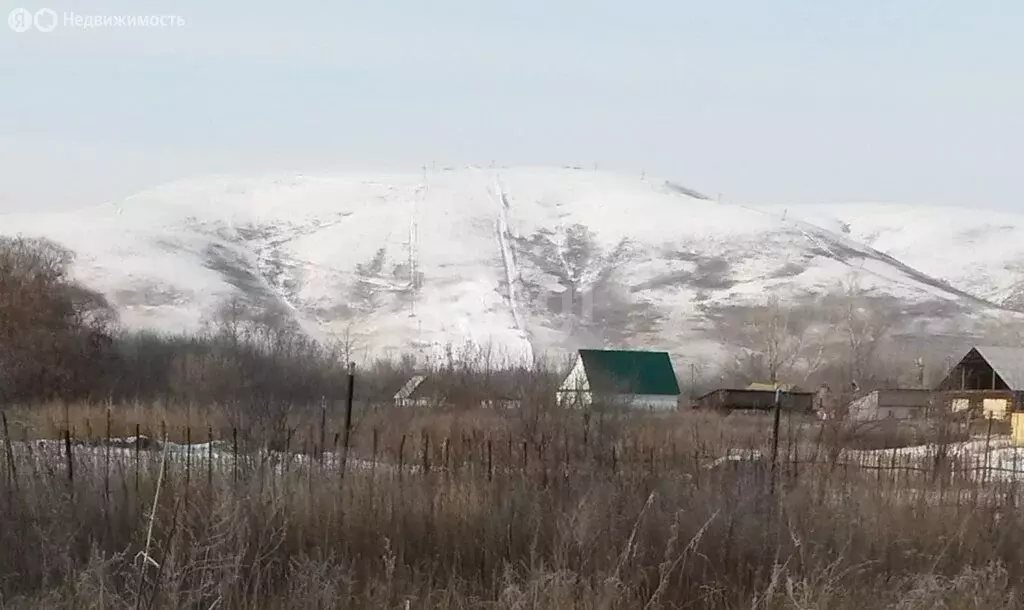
[826,274,898,391]
[723,294,808,385]
[0,236,117,402]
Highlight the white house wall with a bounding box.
[556,391,677,411]
[628,394,678,411]
[558,357,589,392]
[848,393,879,421]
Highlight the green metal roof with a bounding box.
[579,349,680,395]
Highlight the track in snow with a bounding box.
[489,172,531,358]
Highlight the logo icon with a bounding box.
[7,7,32,32]
[33,8,56,32]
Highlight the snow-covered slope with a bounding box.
[1,167,1019,365]
[765,204,1024,310]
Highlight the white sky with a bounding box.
[1,0,1023,212]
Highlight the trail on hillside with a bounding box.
[489,171,532,359]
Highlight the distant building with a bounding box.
[392,374,524,409]
[695,386,814,413]
[936,345,1024,420]
[846,389,934,421]
[392,375,434,408]
[746,382,801,392]
[557,349,681,411]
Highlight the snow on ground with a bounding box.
[5,436,415,476]
[3,166,1022,365]
[768,203,1024,306]
[11,432,1024,486]
[839,435,1024,482]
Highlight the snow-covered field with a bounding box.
[842,436,1024,482]
[707,436,1024,483]
[4,166,1024,368]
[4,436,412,477]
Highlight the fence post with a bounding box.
[372,428,379,474]
[64,429,74,506]
[285,428,294,474]
[1,411,18,494]
[232,427,238,486]
[422,432,430,474]
[340,362,356,479]
[103,408,111,529]
[443,438,450,476]
[543,438,550,487]
[207,426,213,488]
[983,416,994,487]
[770,389,782,496]
[134,424,141,495]
[487,438,493,482]
[185,426,192,509]
[319,396,327,466]
[398,434,406,478]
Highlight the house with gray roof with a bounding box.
[936,345,1024,420]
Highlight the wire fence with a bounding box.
[4,407,1024,510]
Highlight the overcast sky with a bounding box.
[1,0,1022,212]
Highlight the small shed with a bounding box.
[695,387,814,413]
[936,346,1024,420]
[557,349,681,410]
[393,375,438,408]
[846,389,934,421]
[393,374,524,409]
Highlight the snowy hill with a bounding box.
[1,166,1021,366]
[768,204,1024,311]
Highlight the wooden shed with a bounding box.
[695,387,814,413]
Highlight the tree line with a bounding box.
[0,236,558,412]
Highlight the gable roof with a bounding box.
[974,346,1024,390]
[956,346,1024,390]
[393,375,427,400]
[578,349,680,396]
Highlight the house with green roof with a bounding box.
[557,349,681,411]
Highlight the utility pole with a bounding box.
[770,388,782,496]
[690,363,696,399]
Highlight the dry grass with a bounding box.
[0,402,1020,609]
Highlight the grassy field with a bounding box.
[0,403,1022,609]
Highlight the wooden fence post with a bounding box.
[487,438,493,482]
[422,432,430,474]
[769,389,782,496]
[398,434,406,478]
[134,424,141,495]
[1,411,18,494]
[372,428,379,474]
[340,362,356,479]
[319,396,327,466]
[64,429,74,506]
[207,426,213,488]
[983,416,994,487]
[185,426,192,509]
